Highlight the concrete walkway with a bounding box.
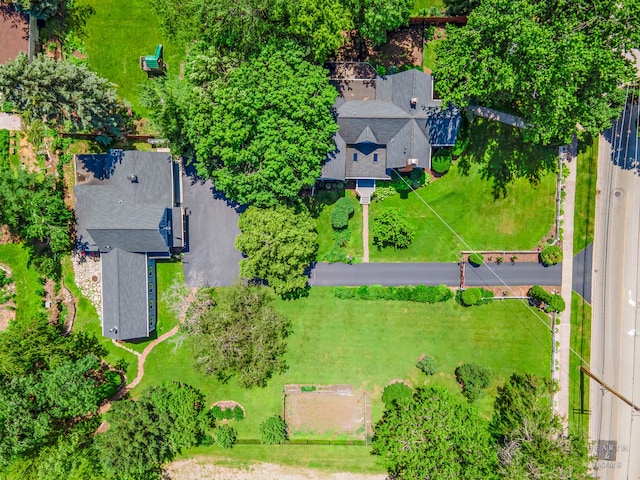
[362,204,369,263]
[557,138,578,424]
[467,105,527,129]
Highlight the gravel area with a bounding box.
[71,253,102,319]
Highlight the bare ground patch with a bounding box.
[283,387,368,440]
[164,459,386,480]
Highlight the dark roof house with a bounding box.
[322,69,461,182]
[74,150,184,341]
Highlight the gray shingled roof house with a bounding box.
[321,69,461,185]
[74,150,185,341]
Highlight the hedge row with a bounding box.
[334,284,453,303]
[331,197,355,230]
[211,405,244,421]
[528,285,565,313]
[457,287,494,307]
[0,130,9,167]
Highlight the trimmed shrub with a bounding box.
[528,285,565,313]
[222,407,234,420]
[410,167,427,188]
[373,208,415,250]
[468,253,484,266]
[390,174,412,192]
[331,197,355,229]
[260,415,288,445]
[416,355,437,376]
[382,382,412,409]
[540,244,563,266]
[333,284,453,303]
[372,184,397,202]
[233,406,245,421]
[455,363,492,402]
[301,385,316,392]
[323,247,349,264]
[214,425,237,449]
[459,287,494,306]
[211,405,224,420]
[431,149,452,174]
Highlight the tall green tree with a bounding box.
[236,206,318,297]
[184,283,292,388]
[491,373,590,479]
[346,0,412,46]
[0,54,128,138]
[434,0,637,144]
[189,41,337,207]
[95,382,211,480]
[372,386,498,479]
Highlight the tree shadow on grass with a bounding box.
[457,118,557,199]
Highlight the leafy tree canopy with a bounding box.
[189,41,337,207]
[236,206,318,297]
[372,208,415,250]
[372,386,498,479]
[184,282,292,388]
[434,0,638,144]
[13,0,64,20]
[0,54,128,138]
[491,373,590,479]
[150,0,351,62]
[346,0,413,46]
[95,382,211,480]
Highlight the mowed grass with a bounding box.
[369,164,556,261]
[62,255,138,382]
[176,444,381,474]
[0,243,44,322]
[126,259,183,354]
[423,39,443,71]
[135,287,551,464]
[569,292,591,436]
[574,138,598,253]
[412,0,444,14]
[315,190,364,262]
[76,0,185,115]
[370,119,557,262]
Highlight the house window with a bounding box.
[373,153,378,163]
[353,152,358,162]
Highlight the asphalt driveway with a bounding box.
[181,172,243,287]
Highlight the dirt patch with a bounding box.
[464,251,542,264]
[284,392,367,440]
[0,263,16,331]
[164,459,386,480]
[386,378,412,388]
[335,27,424,68]
[212,400,244,412]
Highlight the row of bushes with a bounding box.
[382,361,493,407]
[210,415,288,449]
[0,129,9,166]
[528,285,565,313]
[334,284,453,303]
[211,405,244,421]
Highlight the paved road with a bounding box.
[573,243,593,303]
[590,105,640,479]
[310,261,561,287]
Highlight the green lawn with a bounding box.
[573,138,598,253]
[369,119,557,262]
[0,244,44,322]
[423,39,443,71]
[75,0,185,116]
[126,259,184,354]
[569,292,591,437]
[315,190,364,262]
[412,0,444,14]
[177,445,381,474]
[62,255,138,382]
[135,287,551,468]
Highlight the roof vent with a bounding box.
[407,158,418,166]
[410,97,418,108]
[127,174,138,183]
